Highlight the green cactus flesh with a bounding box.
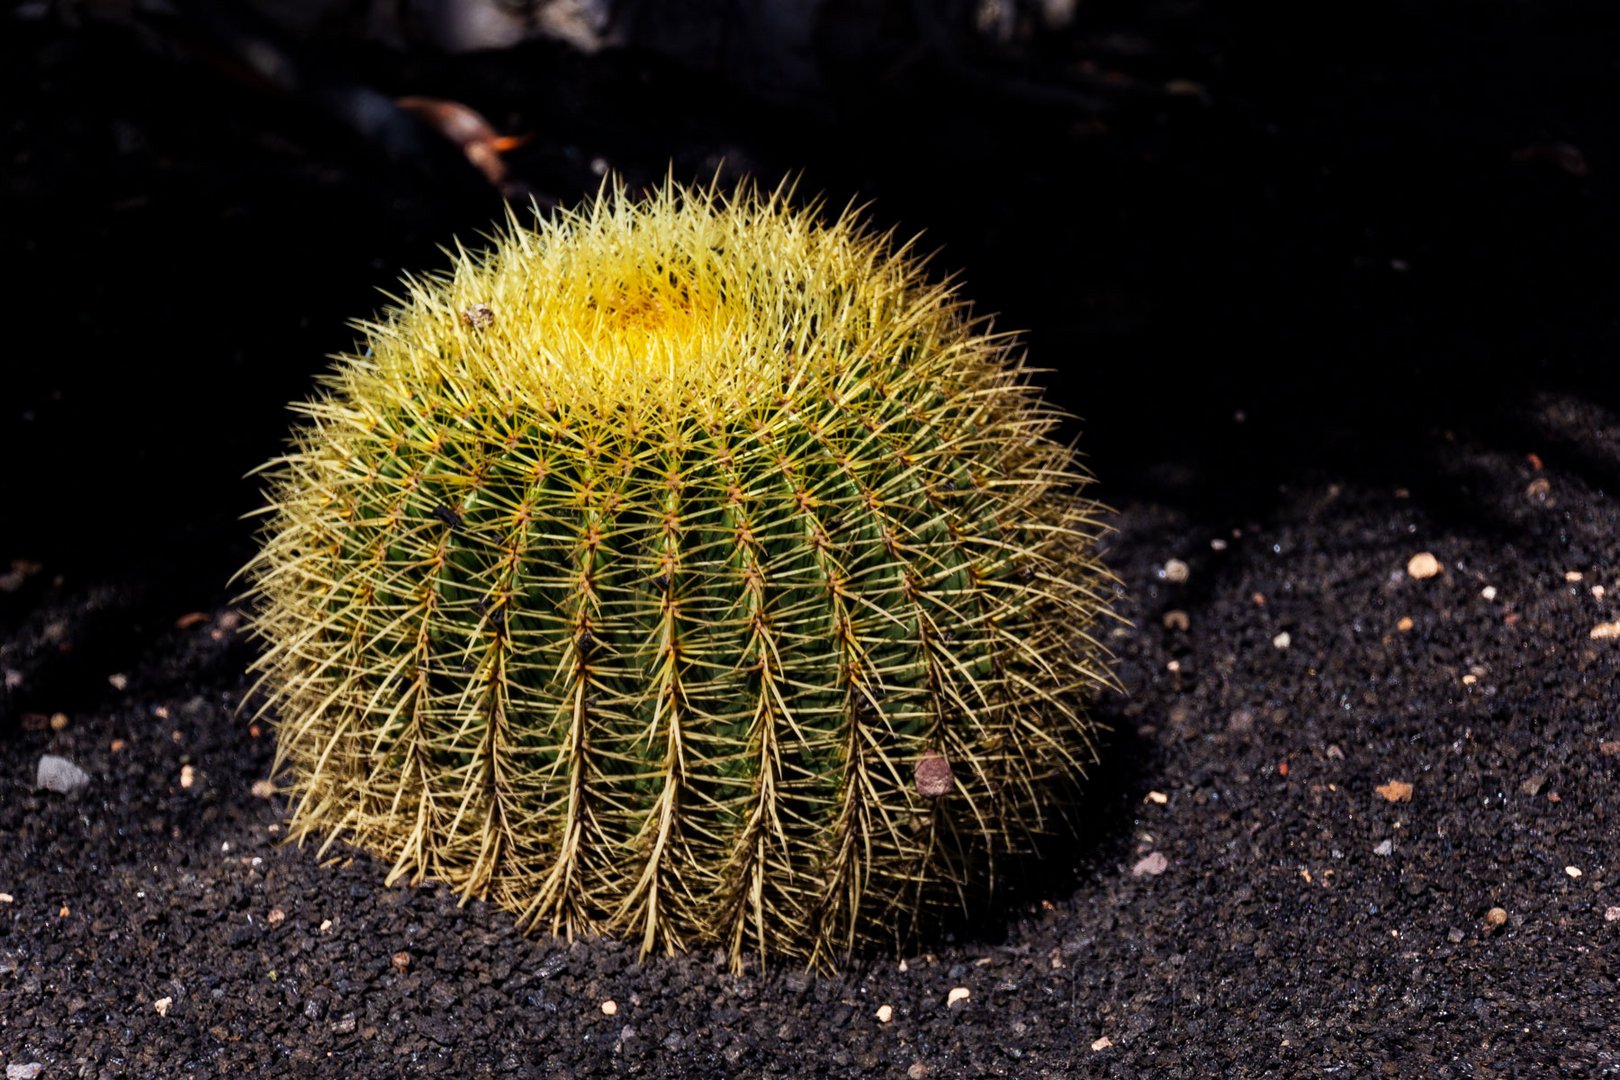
[244,179,1117,970]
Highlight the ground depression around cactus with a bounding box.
[243,179,1117,970]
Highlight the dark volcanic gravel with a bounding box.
[4,3,1619,1076]
[4,411,1618,1076]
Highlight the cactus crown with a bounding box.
[244,178,1116,970]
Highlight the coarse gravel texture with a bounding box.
[5,2,1620,1076]
[4,406,1617,1077]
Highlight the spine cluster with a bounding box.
[246,181,1114,969]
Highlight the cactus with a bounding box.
[243,178,1116,970]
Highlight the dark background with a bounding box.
[6,0,1617,597]
[2,3,1618,1075]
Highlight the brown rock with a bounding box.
[1407,552,1442,580]
[1375,780,1414,803]
[914,751,955,798]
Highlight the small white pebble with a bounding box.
[108,673,129,691]
[1131,851,1169,876]
[1407,552,1442,579]
[876,1004,893,1023]
[1480,585,1497,601]
[1462,674,1477,686]
[1565,570,1584,583]
[251,779,276,799]
[1209,538,1228,551]
[1605,906,1619,922]
[0,892,13,903]
[1374,839,1394,857]
[946,986,970,1007]
[179,764,195,789]
[319,919,333,932]
[154,996,173,1017]
[601,999,618,1016]
[1565,865,1583,879]
[1145,790,1168,805]
[221,842,231,853]
[1091,1036,1113,1051]
[1162,559,1190,584]
[1593,585,1606,600]
[1591,622,1620,640]
[1272,632,1291,649]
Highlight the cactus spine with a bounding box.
[245,179,1116,970]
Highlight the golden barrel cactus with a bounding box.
[244,179,1116,970]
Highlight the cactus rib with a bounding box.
[244,177,1119,970]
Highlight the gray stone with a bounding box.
[36,754,88,794]
[8,1063,46,1080]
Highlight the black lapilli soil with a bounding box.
[3,402,1616,1076]
[4,2,1620,1076]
